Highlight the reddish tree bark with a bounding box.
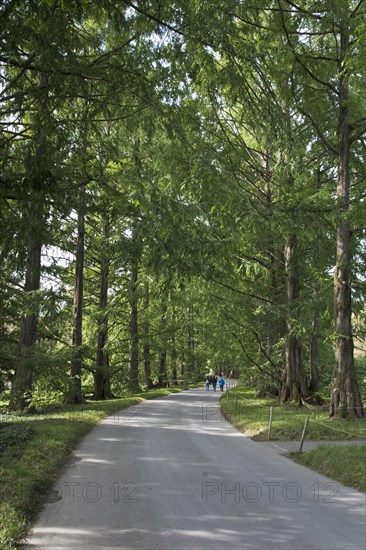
[330,19,364,418]
[69,186,85,404]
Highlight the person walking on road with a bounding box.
[219,376,225,392]
[212,375,217,392]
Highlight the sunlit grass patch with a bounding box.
[220,385,366,442]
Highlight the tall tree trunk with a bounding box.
[142,281,153,389]
[309,283,320,395]
[261,153,283,395]
[309,168,321,398]
[158,289,168,387]
[187,304,195,376]
[10,224,42,410]
[94,220,111,400]
[69,186,85,404]
[171,307,178,385]
[281,235,309,403]
[330,18,364,418]
[259,248,282,397]
[128,245,140,393]
[10,73,48,411]
[179,353,185,380]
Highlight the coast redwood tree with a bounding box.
[330,10,364,418]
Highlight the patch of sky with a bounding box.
[204,45,221,61]
[41,245,73,292]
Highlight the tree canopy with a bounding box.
[1,0,365,417]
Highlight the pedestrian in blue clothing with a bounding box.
[219,376,225,392]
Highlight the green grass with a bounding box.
[291,445,366,494]
[220,386,366,442]
[0,385,192,550]
[220,386,366,494]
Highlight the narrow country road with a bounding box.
[24,385,366,550]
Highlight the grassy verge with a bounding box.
[220,386,366,441]
[0,386,190,550]
[291,445,366,494]
[220,386,366,494]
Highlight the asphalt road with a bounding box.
[24,385,366,550]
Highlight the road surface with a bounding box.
[24,385,366,549]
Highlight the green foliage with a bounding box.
[0,424,35,453]
[355,357,366,401]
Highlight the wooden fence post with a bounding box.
[268,406,273,441]
[299,416,310,453]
